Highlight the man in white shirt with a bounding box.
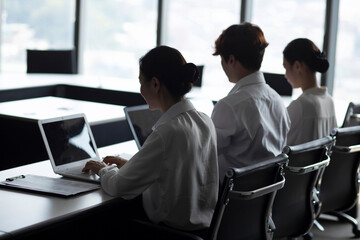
[212,23,291,182]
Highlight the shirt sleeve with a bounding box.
[211,100,237,151]
[286,100,302,144]
[98,131,165,199]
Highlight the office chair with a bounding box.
[130,154,288,240]
[317,126,360,238]
[272,136,333,239]
[342,102,360,127]
[263,72,293,96]
[193,65,204,87]
[26,49,76,74]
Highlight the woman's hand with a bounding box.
[82,160,107,175]
[82,156,128,175]
[103,156,128,168]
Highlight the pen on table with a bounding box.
[6,175,25,182]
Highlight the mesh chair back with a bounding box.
[320,126,360,213]
[209,154,288,240]
[272,136,333,238]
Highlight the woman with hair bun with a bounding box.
[83,46,218,234]
[283,38,337,145]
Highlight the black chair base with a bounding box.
[317,211,360,238]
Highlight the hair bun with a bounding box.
[313,51,329,73]
[178,63,200,84]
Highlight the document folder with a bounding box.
[0,174,100,197]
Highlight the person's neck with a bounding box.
[160,95,183,113]
[301,74,318,91]
[232,69,258,83]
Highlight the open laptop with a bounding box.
[124,105,162,149]
[38,113,101,183]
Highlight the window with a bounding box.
[162,0,240,87]
[252,0,326,74]
[332,0,360,102]
[1,0,75,72]
[82,0,157,79]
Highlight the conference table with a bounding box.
[0,140,138,240]
[0,96,132,171]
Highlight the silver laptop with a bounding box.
[124,105,162,149]
[38,113,101,183]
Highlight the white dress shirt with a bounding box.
[287,87,337,145]
[98,99,218,231]
[211,71,291,181]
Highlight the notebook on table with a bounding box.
[38,113,102,183]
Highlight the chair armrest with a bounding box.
[228,175,285,200]
[286,156,330,175]
[333,144,360,153]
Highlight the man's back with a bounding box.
[212,71,290,181]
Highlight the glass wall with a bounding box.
[1,0,360,103]
[252,0,326,74]
[1,0,75,72]
[162,0,240,87]
[82,0,157,79]
[332,0,360,103]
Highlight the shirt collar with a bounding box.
[303,86,327,95]
[152,99,195,130]
[228,71,266,95]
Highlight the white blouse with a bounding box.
[287,87,338,146]
[211,71,291,181]
[98,99,218,231]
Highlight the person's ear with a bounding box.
[293,60,302,71]
[151,77,161,93]
[228,54,236,65]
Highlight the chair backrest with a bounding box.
[209,154,288,240]
[27,49,76,74]
[272,136,333,238]
[263,72,293,96]
[193,65,204,87]
[320,126,360,213]
[342,102,360,127]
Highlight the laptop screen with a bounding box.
[42,117,97,166]
[124,105,162,149]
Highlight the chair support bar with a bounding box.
[286,156,330,175]
[228,176,285,201]
[333,144,360,153]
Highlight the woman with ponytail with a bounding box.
[283,38,337,145]
[83,46,218,234]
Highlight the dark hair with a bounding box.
[283,38,329,73]
[213,22,269,70]
[139,46,199,99]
